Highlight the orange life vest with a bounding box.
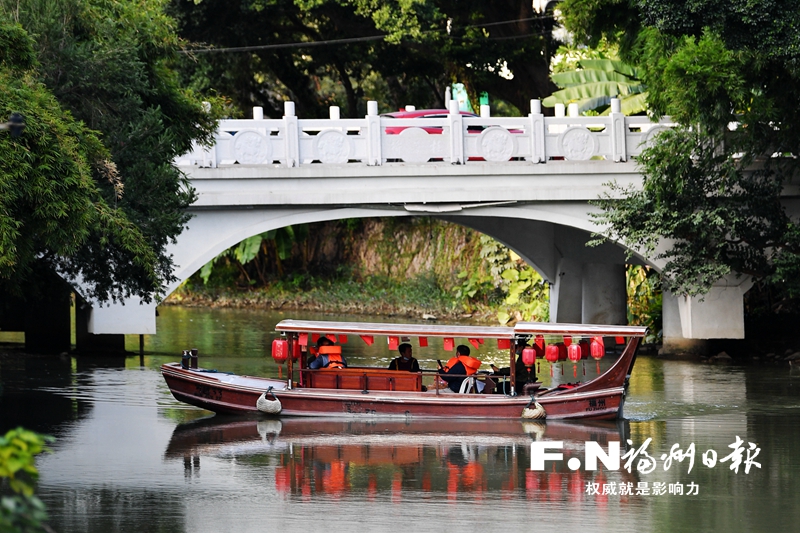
[319,346,345,369]
[444,355,481,375]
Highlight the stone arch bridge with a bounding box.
[81,100,767,353]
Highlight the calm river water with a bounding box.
[2,306,800,533]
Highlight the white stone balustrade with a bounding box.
[176,99,675,169]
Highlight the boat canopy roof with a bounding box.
[515,322,648,337]
[275,319,514,339]
[275,319,648,338]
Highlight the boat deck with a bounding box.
[162,363,287,390]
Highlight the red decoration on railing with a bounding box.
[298,333,308,347]
[292,341,301,360]
[443,338,455,351]
[338,335,348,344]
[468,338,482,349]
[360,335,374,346]
[388,336,399,350]
[533,343,545,359]
[419,337,428,347]
[311,333,320,344]
[535,334,545,351]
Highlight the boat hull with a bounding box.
[162,364,626,420]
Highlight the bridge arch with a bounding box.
[167,202,648,293]
[168,202,644,327]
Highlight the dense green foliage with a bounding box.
[169,0,558,117]
[0,20,159,301]
[627,265,662,343]
[562,0,800,303]
[0,428,53,533]
[1,0,221,303]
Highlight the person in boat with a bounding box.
[438,345,485,393]
[306,336,333,367]
[308,337,347,369]
[490,340,535,393]
[388,343,420,372]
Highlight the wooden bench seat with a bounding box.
[302,367,422,392]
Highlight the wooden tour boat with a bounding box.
[161,319,647,420]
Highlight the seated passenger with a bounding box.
[308,338,347,369]
[491,340,536,393]
[306,336,333,367]
[438,345,483,393]
[388,343,421,372]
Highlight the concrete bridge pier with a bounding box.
[549,259,627,325]
[660,275,753,355]
[581,263,627,324]
[451,214,630,326]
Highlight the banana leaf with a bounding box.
[597,92,649,116]
[578,59,641,79]
[274,227,294,260]
[234,234,264,265]
[551,69,633,87]
[542,81,645,107]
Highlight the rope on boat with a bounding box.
[521,397,546,419]
[256,386,282,415]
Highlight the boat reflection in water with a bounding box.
[165,417,634,503]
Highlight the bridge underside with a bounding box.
[83,202,751,351]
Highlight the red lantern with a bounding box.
[522,346,536,367]
[544,344,559,363]
[557,342,568,361]
[272,338,289,364]
[567,343,581,363]
[590,336,605,360]
[567,343,581,377]
[578,340,590,360]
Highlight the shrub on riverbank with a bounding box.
[166,271,491,320]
